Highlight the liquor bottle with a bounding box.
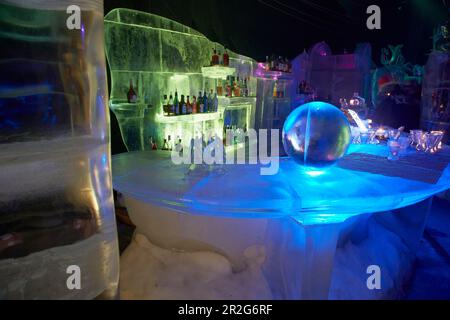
[270,55,275,71]
[265,56,270,71]
[217,80,223,96]
[243,78,248,97]
[198,91,204,113]
[174,90,179,115]
[225,77,231,97]
[180,95,186,115]
[168,135,173,151]
[234,77,240,97]
[162,94,168,115]
[162,138,169,151]
[168,93,174,116]
[186,96,191,114]
[212,48,219,65]
[223,48,230,67]
[127,79,138,103]
[208,90,213,112]
[273,81,278,98]
[203,91,208,113]
[240,77,244,96]
[150,136,158,150]
[192,96,197,114]
[213,91,219,112]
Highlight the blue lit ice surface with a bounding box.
[112,144,450,225]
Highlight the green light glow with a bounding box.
[105,8,257,151]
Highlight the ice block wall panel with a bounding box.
[104,9,257,151]
[421,52,450,142]
[0,0,119,299]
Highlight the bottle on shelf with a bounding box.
[150,137,158,150]
[168,135,173,151]
[162,138,169,151]
[223,48,230,67]
[192,96,197,114]
[168,93,174,116]
[174,90,179,115]
[203,91,208,113]
[127,79,138,103]
[243,77,248,97]
[180,95,186,115]
[226,76,232,97]
[199,91,204,113]
[162,94,168,115]
[265,56,270,71]
[273,81,278,98]
[175,136,183,156]
[186,96,192,114]
[217,81,223,96]
[233,77,239,97]
[212,48,219,66]
[207,90,213,112]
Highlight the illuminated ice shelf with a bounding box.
[201,66,236,79]
[255,70,294,80]
[219,96,256,107]
[156,112,221,124]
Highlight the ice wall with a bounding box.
[290,42,372,107]
[104,9,257,151]
[421,51,450,143]
[0,0,119,299]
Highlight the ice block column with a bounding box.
[263,217,342,299]
[0,0,119,299]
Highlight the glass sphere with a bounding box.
[282,101,351,168]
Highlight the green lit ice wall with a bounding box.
[104,8,257,151]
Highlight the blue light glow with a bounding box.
[305,170,326,177]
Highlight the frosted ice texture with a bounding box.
[0,1,119,299]
[104,9,257,151]
[421,52,450,142]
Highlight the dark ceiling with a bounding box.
[104,0,448,66]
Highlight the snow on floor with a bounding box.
[120,234,272,300]
[329,218,413,300]
[118,199,450,300]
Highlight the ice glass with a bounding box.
[387,139,401,161]
[359,132,369,144]
[398,136,410,156]
[410,130,424,150]
[430,131,444,153]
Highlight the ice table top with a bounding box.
[112,145,450,224]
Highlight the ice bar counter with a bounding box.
[105,10,450,299]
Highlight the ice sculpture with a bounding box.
[0,0,119,299]
[282,102,351,168]
[104,9,257,152]
[372,44,423,107]
[289,42,372,109]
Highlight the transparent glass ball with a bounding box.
[282,101,351,168]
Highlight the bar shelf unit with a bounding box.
[201,66,236,79]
